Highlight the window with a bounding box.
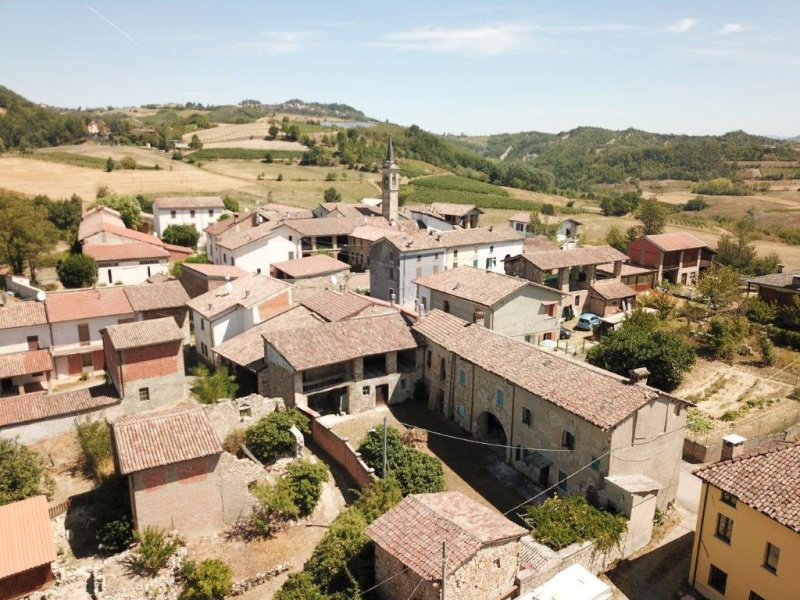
[288,235,293,241]
[223,253,227,263]
[763,542,780,574]
[77,323,90,346]
[521,407,532,426]
[515,446,522,461]
[362,386,370,395]
[489,245,494,253]
[426,350,432,368]
[190,209,196,218]
[208,209,214,217]
[496,389,504,409]
[715,514,733,543]
[443,300,450,313]
[200,342,208,356]
[561,430,575,450]
[708,565,727,594]
[81,353,94,368]
[485,257,496,269]
[472,259,478,267]
[170,210,176,218]
[139,387,150,402]
[591,456,601,471]
[457,404,465,418]
[417,255,421,263]
[459,369,466,386]
[238,404,251,419]
[749,592,766,600]
[439,357,446,381]
[200,319,205,331]
[574,296,580,306]
[558,471,568,492]
[26,336,39,350]
[721,490,737,507]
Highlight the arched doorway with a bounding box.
[476,411,507,445]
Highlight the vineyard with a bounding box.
[402,174,539,210]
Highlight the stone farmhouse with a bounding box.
[0,495,56,600]
[152,195,225,246]
[414,266,566,344]
[407,203,483,232]
[689,441,800,600]
[365,491,527,600]
[627,232,713,286]
[261,312,421,415]
[187,273,292,364]
[413,310,690,510]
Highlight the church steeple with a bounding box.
[382,136,399,223]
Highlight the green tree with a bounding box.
[322,187,342,203]
[636,198,668,235]
[57,254,97,288]
[707,315,749,361]
[540,203,555,216]
[119,156,137,170]
[284,124,300,141]
[105,156,115,172]
[191,365,238,404]
[91,195,141,229]
[34,194,83,240]
[0,438,53,506]
[638,289,677,319]
[268,125,280,139]
[524,495,627,552]
[759,333,776,367]
[244,410,310,464]
[744,297,778,324]
[222,196,239,212]
[586,309,695,391]
[162,224,200,249]
[605,225,628,253]
[0,192,59,280]
[181,559,232,600]
[696,265,741,311]
[189,134,203,150]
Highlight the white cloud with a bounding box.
[374,24,530,56]
[717,23,745,35]
[668,18,698,34]
[223,30,314,57]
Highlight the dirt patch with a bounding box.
[31,430,95,504]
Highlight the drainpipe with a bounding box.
[690,482,710,589]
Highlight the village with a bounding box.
[0,137,797,600]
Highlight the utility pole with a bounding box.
[382,415,387,478]
[441,541,447,600]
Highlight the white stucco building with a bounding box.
[83,243,170,286]
[153,196,226,246]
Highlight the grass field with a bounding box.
[191,148,305,160]
[183,121,311,149]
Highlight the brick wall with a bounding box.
[118,340,185,409]
[257,291,291,321]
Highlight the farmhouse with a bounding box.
[744,269,800,307]
[83,242,170,286]
[413,310,690,509]
[627,232,712,285]
[365,491,526,600]
[152,196,225,246]
[0,496,56,600]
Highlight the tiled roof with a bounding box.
[187,274,290,319]
[265,313,417,371]
[153,196,224,209]
[206,212,253,237]
[515,246,628,271]
[379,230,445,252]
[272,255,350,279]
[414,311,661,430]
[112,406,222,475]
[281,216,366,237]
[415,266,543,307]
[435,226,524,248]
[411,310,469,348]
[181,263,249,280]
[598,263,657,277]
[744,271,800,289]
[0,302,48,330]
[77,207,126,241]
[123,280,190,312]
[350,225,398,242]
[695,442,800,532]
[523,237,560,253]
[259,203,314,219]
[0,385,119,428]
[215,220,283,251]
[365,492,526,580]
[83,242,169,262]
[0,496,56,579]
[104,317,183,350]
[590,280,638,300]
[642,232,708,252]
[507,212,581,226]
[300,290,374,322]
[45,287,133,323]
[429,203,482,217]
[0,350,52,379]
[97,224,167,247]
[319,202,381,218]
[213,306,324,371]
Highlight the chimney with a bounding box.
[389,290,396,305]
[244,289,250,299]
[473,309,485,325]
[721,434,746,461]
[489,225,494,232]
[207,302,212,311]
[627,367,650,385]
[777,264,785,274]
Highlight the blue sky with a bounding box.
[2,0,798,136]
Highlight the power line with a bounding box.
[360,566,410,596]
[405,576,425,600]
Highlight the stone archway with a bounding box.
[476,411,507,445]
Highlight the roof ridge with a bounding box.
[697,440,799,473]
[409,495,485,546]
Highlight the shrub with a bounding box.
[119,156,137,170]
[244,410,310,464]
[76,417,113,481]
[759,333,776,366]
[323,187,342,203]
[222,428,246,454]
[524,495,627,552]
[683,196,709,211]
[191,365,238,404]
[129,527,183,576]
[96,518,133,553]
[707,315,750,361]
[0,438,53,505]
[274,572,329,600]
[251,459,329,528]
[766,324,800,350]
[687,408,714,433]
[162,224,200,249]
[284,460,328,516]
[745,298,778,324]
[638,289,677,319]
[57,253,97,288]
[181,559,232,600]
[222,196,239,212]
[105,156,115,172]
[691,178,751,196]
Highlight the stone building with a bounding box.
[627,232,712,285]
[413,311,690,510]
[381,137,400,223]
[414,266,566,344]
[0,495,56,600]
[365,491,527,600]
[261,313,421,414]
[112,406,226,536]
[102,317,185,410]
[407,203,483,231]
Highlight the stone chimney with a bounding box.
[721,433,746,461]
[473,309,485,325]
[628,367,650,385]
[777,264,785,274]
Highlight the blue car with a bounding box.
[575,312,601,331]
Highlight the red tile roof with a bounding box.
[98,224,166,247]
[523,237,560,253]
[300,290,373,322]
[180,263,249,280]
[517,246,629,271]
[123,280,190,312]
[642,233,708,252]
[0,302,48,330]
[215,220,283,251]
[282,216,366,237]
[0,385,119,428]
[695,442,800,532]
[186,274,290,319]
[0,496,56,579]
[590,280,638,300]
[44,287,134,323]
[0,350,52,379]
[272,255,350,279]
[153,196,224,209]
[83,242,169,262]
[104,317,183,350]
[365,492,526,580]
[429,202,482,217]
[112,406,222,475]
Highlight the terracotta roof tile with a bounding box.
[0,385,119,428]
[319,202,381,218]
[44,287,134,323]
[83,242,169,262]
[365,492,525,581]
[265,313,417,371]
[272,255,350,279]
[96,224,166,247]
[515,245,628,271]
[429,203,482,217]
[0,302,48,330]
[0,496,56,579]
[153,196,224,209]
[123,280,190,312]
[411,310,469,348]
[414,311,660,430]
[77,207,126,241]
[215,220,282,251]
[282,216,366,237]
[112,406,222,475]
[695,442,800,532]
[523,237,560,253]
[186,274,290,319]
[435,226,524,248]
[300,290,373,322]
[590,280,638,300]
[642,233,708,252]
[180,263,249,280]
[104,317,183,350]
[0,350,52,379]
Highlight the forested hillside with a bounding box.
[0,86,86,150]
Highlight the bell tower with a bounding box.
[381,136,399,223]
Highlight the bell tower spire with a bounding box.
[382,136,399,223]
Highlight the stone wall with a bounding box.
[202,394,281,441]
[217,451,268,525]
[258,363,296,406]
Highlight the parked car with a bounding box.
[575,312,601,331]
[559,327,572,340]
